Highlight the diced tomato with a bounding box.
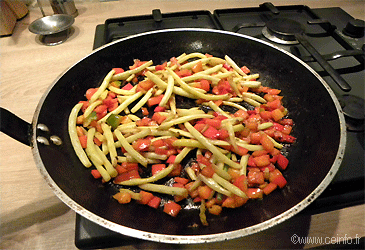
[241,66,250,74]
[268,88,281,95]
[151,164,166,175]
[203,125,220,140]
[250,132,262,144]
[103,98,118,112]
[174,177,189,185]
[247,156,257,167]
[217,128,229,140]
[277,154,289,170]
[282,125,292,135]
[147,95,164,107]
[269,169,283,183]
[260,134,275,152]
[137,80,155,92]
[167,164,182,177]
[147,196,161,209]
[115,165,127,174]
[138,191,154,205]
[270,154,279,164]
[166,155,176,164]
[274,131,296,143]
[114,169,140,183]
[91,169,102,179]
[154,106,166,112]
[199,79,210,92]
[163,201,182,217]
[271,174,287,188]
[246,188,264,199]
[252,150,268,157]
[271,108,285,121]
[216,80,233,95]
[283,135,296,143]
[136,117,152,126]
[155,62,168,71]
[247,171,265,185]
[266,99,282,110]
[223,63,232,71]
[93,137,102,146]
[79,101,89,113]
[112,68,125,74]
[151,112,167,124]
[193,123,207,133]
[273,122,284,131]
[201,165,215,178]
[233,195,249,207]
[94,104,108,114]
[121,162,139,171]
[192,61,203,73]
[253,154,271,167]
[279,118,294,126]
[227,168,241,180]
[260,110,272,120]
[78,135,87,149]
[263,183,278,195]
[122,83,134,90]
[233,175,248,192]
[175,69,192,78]
[197,154,211,167]
[129,60,146,70]
[132,138,151,152]
[113,192,132,204]
[141,107,149,116]
[259,163,275,173]
[86,88,98,100]
[204,118,221,129]
[221,197,235,208]
[234,146,249,156]
[198,185,214,200]
[245,121,258,131]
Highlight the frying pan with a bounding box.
[0,28,346,244]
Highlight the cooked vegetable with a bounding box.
[69,52,297,224]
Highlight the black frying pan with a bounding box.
[0,29,346,243]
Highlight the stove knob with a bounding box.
[343,19,365,38]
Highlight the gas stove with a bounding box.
[76,3,364,248]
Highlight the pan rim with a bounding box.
[31,28,346,244]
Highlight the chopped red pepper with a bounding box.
[138,191,154,205]
[113,68,125,74]
[122,83,134,90]
[271,174,287,188]
[277,154,289,170]
[202,125,220,140]
[163,201,182,217]
[78,135,87,149]
[151,164,166,175]
[114,170,140,183]
[91,169,102,179]
[147,95,164,107]
[147,196,161,209]
[263,183,278,195]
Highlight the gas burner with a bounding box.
[338,94,365,132]
[262,18,304,45]
[340,94,365,120]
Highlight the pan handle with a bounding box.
[0,107,32,146]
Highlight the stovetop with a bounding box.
[76,3,364,249]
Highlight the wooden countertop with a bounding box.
[1,1,364,249]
